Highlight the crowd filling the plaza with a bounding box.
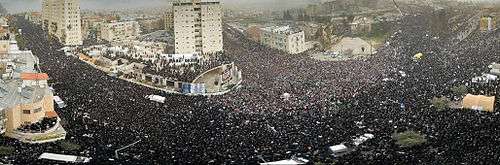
[2,7,500,164]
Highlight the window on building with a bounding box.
[23,110,30,114]
[34,108,42,113]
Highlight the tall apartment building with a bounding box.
[260,26,307,54]
[42,0,83,46]
[100,21,141,43]
[164,11,174,32]
[173,0,223,55]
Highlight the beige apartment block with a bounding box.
[100,21,141,43]
[164,11,174,32]
[42,0,83,46]
[260,26,307,54]
[173,0,223,55]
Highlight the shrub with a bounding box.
[451,85,468,97]
[392,131,427,148]
[431,97,450,111]
[58,141,81,151]
[0,146,15,155]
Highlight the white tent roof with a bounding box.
[353,133,375,146]
[147,95,166,103]
[329,144,348,152]
[260,159,307,165]
[38,153,91,163]
[53,96,63,102]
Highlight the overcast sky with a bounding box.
[1,0,497,13]
[1,0,315,13]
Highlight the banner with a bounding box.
[182,83,191,94]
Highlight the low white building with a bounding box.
[260,26,307,54]
[100,21,141,42]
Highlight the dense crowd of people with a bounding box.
[0,6,499,164]
[16,117,58,133]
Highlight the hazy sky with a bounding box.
[1,0,314,13]
[1,0,497,13]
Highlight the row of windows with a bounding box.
[65,11,78,15]
[175,29,221,34]
[176,14,221,18]
[175,25,220,29]
[175,41,222,45]
[23,108,42,114]
[67,20,78,23]
[177,34,222,39]
[174,8,220,12]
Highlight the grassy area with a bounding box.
[451,85,468,97]
[392,131,427,148]
[431,97,451,111]
[236,17,270,27]
[58,141,81,151]
[0,146,15,156]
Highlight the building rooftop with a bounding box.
[0,17,7,27]
[105,20,138,26]
[0,37,51,111]
[261,25,302,35]
[173,0,220,4]
[20,73,49,80]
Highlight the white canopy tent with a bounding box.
[353,133,375,146]
[38,153,91,163]
[146,95,166,103]
[53,96,67,108]
[260,158,309,165]
[329,144,348,153]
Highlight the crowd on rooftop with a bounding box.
[16,117,58,133]
[80,42,232,82]
[1,6,500,164]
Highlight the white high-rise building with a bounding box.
[260,26,307,55]
[100,21,141,43]
[42,0,83,46]
[173,0,223,55]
